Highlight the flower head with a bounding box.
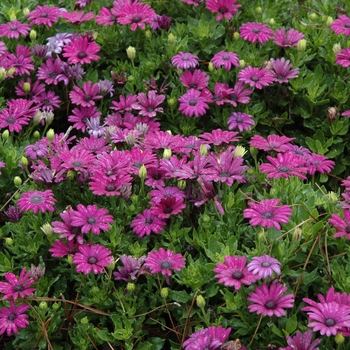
[240,22,274,44]
[304,153,335,175]
[329,209,350,239]
[206,0,241,21]
[280,330,321,350]
[171,52,199,70]
[330,15,350,36]
[63,36,100,64]
[133,90,165,117]
[69,81,102,107]
[179,69,209,90]
[130,209,166,238]
[17,190,56,214]
[273,28,304,48]
[336,48,350,67]
[228,112,255,132]
[113,255,147,282]
[247,255,281,279]
[270,58,299,83]
[27,5,61,27]
[211,51,239,70]
[238,66,274,89]
[0,301,30,336]
[178,89,209,117]
[0,20,30,39]
[250,134,295,152]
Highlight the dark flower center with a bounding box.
[160,261,171,269]
[105,170,114,176]
[71,226,81,235]
[132,15,141,23]
[220,171,230,177]
[39,12,48,18]
[164,207,172,214]
[222,55,230,60]
[189,83,197,88]
[6,117,16,124]
[87,217,97,224]
[88,257,97,264]
[14,284,24,292]
[232,271,243,280]
[252,28,261,34]
[106,184,116,192]
[145,217,153,225]
[236,117,243,122]
[262,212,273,219]
[251,75,259,82]
[278,166,290,173]
[276,74,286,80]
[325,318,336,327]
[182,55,189,61]
[229,94,237,101]
[49,71,58,78]
[147,107,154,112]
[30,195,44,204]
[43,99,50,105]
[84,95,92,102]
[33,146,40,151]
[188,99,198,106]
[219,6,228,14]
[345,23,350,28]
[346,226,350,233]
[78,52,87,59]
[152,173,161,180]
[72,161,82,167]
[8,313,17,321]
[262,262,271,267]
[10,26,18,31]
[265,301,276,309]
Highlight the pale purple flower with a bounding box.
[113,255,147,281]
[0,20,30,39]
[247,255,281,279]
[228,112,255,132]
[273,28,304,48]
[238,66,275,89]
[270,58,299,83]
[171,52,199,70]
[211,51,239,71]
[178,89,209,117]
[240,22,274,44]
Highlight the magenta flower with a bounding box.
[58,148,96,173]
[228,112,255,132]
[17,190,56,214]
[0,301,30,336]
[73,244,112,274]
[228,81,253,106]
[302,301,350,336]
[26,141,49,160]
[200,129,240,146]
[304,153,334,175]
[280,330,321,350]
[49,239,79,257]
[181,0,205,6]
[151,196,186,219]
[68,106,102,132]
[113,255,147,282]
[95,7,117,26]
[60,10,94,24]
[238,66,274,89]
[273,28,305,48]
[35,90,61,112]
[37,58,64,85]
[336,48,350,67]
[244,198,292,230]
[133,90,165,117]
[171,52,199,70]
[130,209,166,238]
[178,89,209,117]
[116,2,155,31]
[110,94,138,113]
[206,0,241,21]
[247,255,281,279]
[27,5,61,27]
[211,51,239,70]
[144,248,185,284]
[240,22,274,44]
[250,134,295,152]
[329,209,350,239]
[260,153,308,179]
[179,69,209,90]
[63,36,100,64]
[69,81,102,107]
[0,268,36,300]
[0,20,30,39]
[213,256,259,289]
[330,15,350,36]
[70,204,113,235]
[270,58,299,83]
[3,45,34,76]
[248,282,294,317]
[0,41,7,57]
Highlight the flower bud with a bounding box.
[196,295,206,309]
[46,128,55,141]
[126,46,136,61]
[7,67,15,76]
[67,254,73,265]
[257,228,265,242]
[13,176,22,187]
[33,111,44,125]
[81,317,89,325]
[33,131,41,140]
[333,43,341,54]
[167,97,177,107]
[2,129,9,141]
[163,148,172,159]
[29,29,37,41]
[326,16,334,26]
[168,33,175,44]
[249,146,258,159]
[138,165,147,180]
[255,6,262,14]
[309,13,317,21]
[269,18,275,26]
[233,32,240,40]
[208,62,215,72]
[145,30,152,39]
[23,8,30,16]
[177,180,186,190]
[327,107,338,123]
[107,259,115,271]
[41,223,54,237]
[160,287,168,299]
[292,227,302,243]
[127,282,135,293]
[239,60,245,69]
[297,39,307,52]
[328,191,338,205]
[200,144,208,156]
[335,333,344,345]
[39,301,48,310]
[52,302,60,310]
[20,156,28,167]
[233,145,247,158]
[0,67,6,82]
[5,238,13,246]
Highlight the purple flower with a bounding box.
[330,15,350,36]
[270,58,299,83]
[238,66,275,89]
[0,301,30,336]
[240,22,274,44]
[228,112,255,132]
[244,198,292,230]
[248,282,294,317]
[58,148,96,173]
[63,36,100,65]
[3,45,34,76]
[179,69,209,90]
[133,90,165,118]
[0,20,30,39]
[53,208,83,243]
[0,268,36,300]
[227,81,253,106]
[206,0,241,21]
[273,28,304,48]
[211,51,239,70]
[49,239,80,257]
[73,244,112,274]
[213,256,259,289]
[250,134,295,152]
[150,196,186,219]
[247,255,281,279]
[17,190,56,214]
[24,139,49,160]
[304,153,335,175]
[280,330,321,350]
[151,14,172,30]
[181,0,204,6]
[113,255,146,282]
[95,7,117,26]
[37,58,64,85]
[178,89,209,117]
[98,79,115,97]
[130,209,166,238]
[69,81,102,107]
[336,48,350,67]
[4,206,23,223]
[171,52,199,70]
[329,209,350,239]
[60,10,94,24]
[68,106,102,132]
[27,5,61,27]
[199,129,240,146]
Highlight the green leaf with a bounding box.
[285,314,298,334]
[168,290,192,303]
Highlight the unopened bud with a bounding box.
[2,129,9,141]
[292,227,302,243]
[127,282,135,293]
[255,6,262,14]
[239,60,245,69]
[41,223,54,237]
[163,148,172,159]
[208,62,215,72]
[46,129,55,141]
[326,16,334,26]
[269,18,275,26]
[39,301,48,310]
[167,97,176,107]
[327,107,338,123]
[0,68,6,82]
[333,43,341,54]
[13,176,22,187]
[335,333,344,345]
[249,146,258,159]
[67,254,73,265]
[126,46,136,61]
[309,13,317,21]
[20,156,28,167]
[297,39,307,52]
[160,287,168,299]
[168,33,175,44]
[257,228,265,243]
[23,8,30,16]
[145,30,152,39]
[196,295,206,308]
[7,67,15,76]
[138,165,147,180]
[5,238,13,245]
[200,144,208,156]
[29,29,37,41]
[177,180,186,190]
[33,131,40,140]
[328,191,338,205]
[81,317,89,325]
[233,32,240,40]
[107,259,115,271]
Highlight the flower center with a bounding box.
[164,207,172,214]
[72,161,82,167]
[262,212,273,219]
[278,166,290,173]
[30,195,44,204]
[345,23,350,28]
[160,261,171,269]
[262,262,271,267]
[10,26,18,31]
[49,71,58,78]
[84,95,92,102]
[232,271,243,280]
[39,12,48,18]
[325,318,336,326]
[6,117,16,124]
[71,226,81,235]
[219,6,228,14]
[251,75,259,82]
[145,217,153,225]
[252,28,261,34]
[106,184,116,192]
[189,83,197,88]
[222,54,230,60]
[188,99,198,106]
[265,301,276,309]
[88,257,97,264]
[236,117,243,122]
[276,74,285,80]
[105,170,114,176]
[220,171,230,177]
[14,284,24,292]
[87,217,97,224]
[152,173,161,180]
[8,313,17,321]
[346,226,350,233]
[182,55,189,61]
[147,107,154,112]
[78,52,87,59]
[132,15,141,23]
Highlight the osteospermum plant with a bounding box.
[0,0,350,349]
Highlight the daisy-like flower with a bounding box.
[250,134,295,152]
[178,89,209,117]
[171,52,199,70]
[24,139,49,160]
[336,48,350,67]
[3,45,34,76]
[213,256,259,289]
[302,300,350,336]
[260,153,308,179]
[58,147,96,173]
[0,20,30,39]
[110,94,138,113]
[130,209,166,238]
[179,69,209,90]
[330,15,350,36]
[211,51,239,71]
[240,22,274,44]
[200,129,240,146]
[150,14,172,31]
[49,239,79,257]
[69,81,102,107]
[4,206,23,223]
[52,208,83,243]
[36,58,63,85]
[247,255,281,279]
[244,198,292,230]
[329,209,350,239]
[238,66,274,89]
[117,2,155,31]
[63,36,100,65]
[273,28,305,48]
[27,5,61,27]
[0,41,7,57]
[60,10,94,25]
[133,90,165,118]
[113,255,147,282]
[227,81,253,106]
[181,0,205,6]
[304,153,335,175]
[228,112,255,132]
[183,326,231,350]
[73,244,112,274]
[280,330,321,350]
[95,7,117,26]
[17,190,56,214]
[68,106,102,132]
[206,0,241,22]
[0,268,36,300]
[70,204,114,235]
[248,282,294,317]
[35,90,61,112]
[144,248,185,284]
[0,301,30,336]
[270,58,299,83]
[151,196,186,219]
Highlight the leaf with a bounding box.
[285,314,298,334]
[168,290,192,303]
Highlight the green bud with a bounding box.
[328,191,338,205]
[233,32,240,40]
[239,60,245,69]
[309,13,317,21]
[196,295,206,309]
[39,301,48,310]
[269,188,278,197]
[2,129,9,141]
[249,146,258,159]
[66,254,73,265]
[52,302,60,310]
[126,46,136,61]
[257,228,266,243]
[292,227,302,243]
[23,82,31,93]
[81,317,89,325]
[333,43,341,54]
[255,6,262,14]
[335,333,344,344]
[127,282,135,293]
[168,33,175,44]
[145,30,152,39]
[233,145,247,158]
[167,97,177,107]
[7,67,15,76]
[128,75,135,82]
[160,287,168,299]
[20,156,28,167]
[33,131,40,140]
[5,238,13,246]
[91,286,100,294]
[23,8,30,16]
[202,214,211,223]
[177,180,186,190]
[29,29,37,41]
[163,148,172,159]
[0,67,6,82]
[41,223,54,237]
[13,176,22,187]
[46,129,55,141]
[326,16,334,26]
[208,62,215,72]
[200,144,208,156]
[138,165,147,180]
[297,39,307,52]
[269,18,275,26]
[107,259,115,272]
